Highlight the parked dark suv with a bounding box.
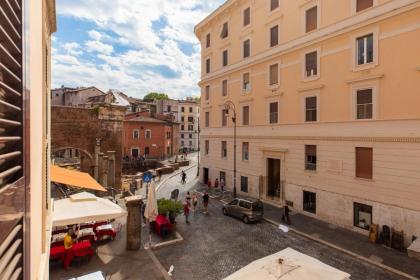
[222,198,264,223]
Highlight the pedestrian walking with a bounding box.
[202,191,209,214]
[183,201,190,223]
[186,191,191,202]
[207,179,212,191]
[63,229,75,269]
[157,169,162,182]
[181,170,187,184]
[281,205,292,225]
[214,178,219,194]
[192,192,198,213]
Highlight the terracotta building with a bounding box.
[123,114,179,159]
[195,0,420,245]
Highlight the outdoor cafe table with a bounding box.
[51,228,95,245]
[95,224,116,240]
[50,240,94,266]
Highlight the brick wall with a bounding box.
[51,105,125,188]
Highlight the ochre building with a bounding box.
[195,0,420,244]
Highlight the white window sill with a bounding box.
[353,62,377,72]
[268,84,280,90]
[303,75,320,82]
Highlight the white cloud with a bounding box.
[85,40,114,55]
[53,0,225,99]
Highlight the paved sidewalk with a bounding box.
[263,203,420,279]
[196,184,420,279]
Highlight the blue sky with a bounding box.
[52,0,225,99]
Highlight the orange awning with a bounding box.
[50,165,107,192]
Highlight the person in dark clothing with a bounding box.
[181,170,187,184]
[202,192,209,214]
[282,205,291,225]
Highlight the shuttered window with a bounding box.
[0,0,24,279]
[356,0,374,12]
[269,102,278,124]
[305,145,317,171]
[222,80,228,97]
[269,64,279,85]
[205,85,210,100]
[356,147,373,179]
[243,73,250,91]
[305,51,318,77]
[206,33,211,48]
[306,6,318,32]
[243,39,250,58]
[270,0,279,11]
[221,109,227,127]
[270,25,279,47]
[356,89,373,119]
[222,50,228,67]
[220,22,228,39]
[205,112,210,127]
[242,106,249,126]
[205,58,210,73]
[243,7,251,26]
[305,96,317,122]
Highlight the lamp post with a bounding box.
[224,101,237,198]
[196,117,200,177]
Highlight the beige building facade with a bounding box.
[195,0,420,244]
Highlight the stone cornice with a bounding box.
[201,134,420,143]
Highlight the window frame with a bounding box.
[243,7,251,27]
[131,147,140,158]
[303,94,319,123]
[205,111,210,128]
[351,83,377,121]
[221,141,228,158]
[145,129,152,139]
[205,85,210,101]
[267,62,280,88]
[268,101,279,124]
[269,24,279,48]
[222,49,229,67]
[243,38,251,59]
[241,105,250,126]
[305,145,317,171]
[302,48,321,81]
[301,1,320,34]
[268,0,280,13]
[133,129,140,140]
[242,71,252,93]
[242,142,249,161]
[221,109,228,127]
[220,21,229,39]
[205,58,211,74]
[240,176,249,193]
[305,5,318,33]
[205,140,210,155]
[352,0,377,14]
[303,191,317,214]
[351,27,379,71]
[221,79,228,97]
[354,202,372,230]
[206,33,211,48]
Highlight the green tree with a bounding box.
[143,92,169,100]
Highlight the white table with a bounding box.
[69,271,105,280]
[96,224,113,231]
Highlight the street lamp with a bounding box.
[196,117,200,177]
[224,101,237,198]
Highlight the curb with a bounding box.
[146,248,173,280]
[151,232,184,250]
[263,218,419,280]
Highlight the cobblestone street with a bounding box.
[153,165,406,280]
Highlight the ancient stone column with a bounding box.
[94,139,101,181]
[98,152,104,184]
[107,151,116,189]
[102,156,109,188]
[125,196,142,250]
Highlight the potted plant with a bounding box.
[157,198,183,224]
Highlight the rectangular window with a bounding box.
[145,147,150,155]
[189,141,192,146]
[189,134,192,138]
[242,142,249,161]
[145,130,152,139]
[222,50,228,67]
[189,107,193,113]
[181,134,184,139]
[354,202,372,230]
[181,125,185,130]
[181,107,185,112]
[221,109,228,127]
[131,148,139,158]
[270,0,279,11]
[270,25,279,47]
[167,132,171,139]
[167,105,171,112]
[356,89,373,119]
[305,96,317,122]
[221,141,227,158]
[269,63,279,85]
[188,125,194,131]
[244,7,251,26]
[305,145,317,171]
[357,34,373,65]
[356,147,373,179]
[133,130,139,139]
[242,106,250,126]
[181,116,185,122]
[356,0,374,12]
[181,141,184,146]
[243,39,250,58]
[221,22,229,39]
[303,191,316,214]
[222,80,228,96]
[205,85,210,100]
[305,51,318,77]
[188,116,194,123]
[269,102,278,124]
[241,176,248,193]
[243,73,251,91]
[206,58,211,73]
[305,6,318,33]
[205,112,210,127]
[205,140,209,155]
[206,33,211,48]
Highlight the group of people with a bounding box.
[182,191,210,223]
[206,178,225,193]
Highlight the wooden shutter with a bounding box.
[270,25,278,47]
[221,22,228,38]
[271,0,279,11]
[223,50,228,66]
[356,147,373,179]
[206,59,210,73]
[243,39,250,58]
[305,51,317,76]
[0,0,24,279]
[356,0,373,12]
[244,8,250,26]
[306,6,317,32]
[243,106,249,125]
[206,33,210,48]
[222,80,227,96]
[270,64,279,85]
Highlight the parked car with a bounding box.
[222,198,264,223]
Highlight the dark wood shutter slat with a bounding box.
[0,62,21,83]
[3,1,21,26]
[0,166,22,180]
[0,6,21,41]
[0,99,21,112]
[0,151,21,161]
[0,81,22,97]
[0,25,21,55]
